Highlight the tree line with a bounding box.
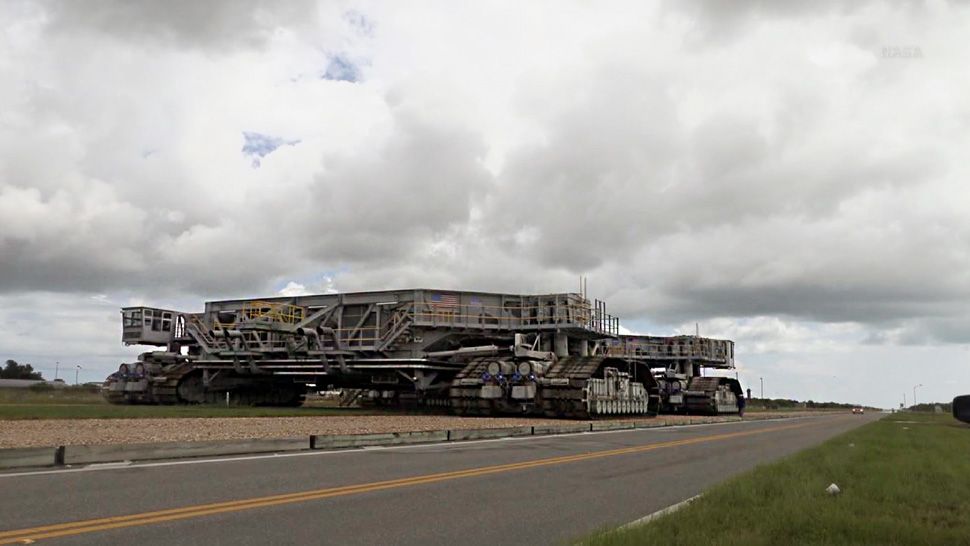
[747,397,876,410]
[907,402,951,412]
[1,360,44,380]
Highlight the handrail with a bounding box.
[377,307,414,350]
[240,300,306,324]
[408,302,617,335]
[184,314,221,351]
[604,338,732,361]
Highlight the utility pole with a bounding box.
[913,384,923,408]
[903,392,906,408]
[760,377,764,400]
[55,361,59,380]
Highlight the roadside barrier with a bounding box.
[0,413,804,471]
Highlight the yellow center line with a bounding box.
[0,416,843,544]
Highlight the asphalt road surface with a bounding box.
[0,413,879,546]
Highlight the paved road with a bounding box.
[0,414,879,545]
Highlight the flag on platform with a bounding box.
[430,293,459,308]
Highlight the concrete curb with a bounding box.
[0,447,63,470]
[62,437,310,465]
[447,426,533,441]
[532,423,591,435]
[0,413,815,471]
[311,430,448,449]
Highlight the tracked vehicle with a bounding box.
[104,289,739,417]
[602,335,738,414]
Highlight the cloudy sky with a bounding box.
[2,0,968,407]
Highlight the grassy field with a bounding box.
[581,412,970,546]
[0,387,377,419]
[743,406,847,413]
[0,386,105,405]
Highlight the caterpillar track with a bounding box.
[102,352,305,406]
[101,353,194,405]
[449,356,660,418]
[682,376,743,415]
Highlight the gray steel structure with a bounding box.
[105,288,737,417]
[604,335,740,414]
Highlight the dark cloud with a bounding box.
[663,0,879,46]
[295,112,491,263]
[1,0,969,365]
[489,66,683,270]
[41,0,318,50]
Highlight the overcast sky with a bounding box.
[2,1,968,407]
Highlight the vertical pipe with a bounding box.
[554,333,569,358]
[596,300,603,330]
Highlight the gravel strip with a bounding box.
[0,412,825,449]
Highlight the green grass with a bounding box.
[0,386,105,405]
[581,412,970,546]
[743,406,846,413]
[0,387,377,419]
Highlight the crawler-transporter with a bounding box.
[104,289,741,418]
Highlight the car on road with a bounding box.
[852,407,865,415]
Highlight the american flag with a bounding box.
[430,293,459,308]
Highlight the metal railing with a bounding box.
[240,301,307,324]
[605,337,733,362]
[185,297,623,356]
[410,301,618,336]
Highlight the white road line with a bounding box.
[0,416,820,479]
[83,461,133,469]
[617,494,702,530]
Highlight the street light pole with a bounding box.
[55,361,59,380]
[75,365,82,386]
[760,377,764,400]
[913,384,923,408]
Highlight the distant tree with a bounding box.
[1,359,43,380]
[909,402,951,413]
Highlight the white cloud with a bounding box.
[278,281,309,297]
[2,1,970,405]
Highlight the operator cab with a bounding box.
[122,307,180,346]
